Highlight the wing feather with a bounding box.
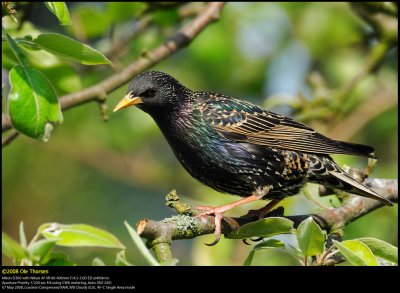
[199,94,375,157]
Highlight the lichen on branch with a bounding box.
[136,178,397,263]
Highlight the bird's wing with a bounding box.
[200,94,374,157]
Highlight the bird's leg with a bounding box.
[244,199,282,219]
[195,187,270,246]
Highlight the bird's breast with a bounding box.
[154,114,256,195]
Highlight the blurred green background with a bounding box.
[2,2,398,265]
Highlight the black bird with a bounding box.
[113,71,392,244]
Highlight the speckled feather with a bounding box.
[119,71,391,205]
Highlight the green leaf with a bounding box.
[2,42,19,69]
[243,251,256,266]
[2,26,29,65]
[296,217,325,256]
[227,217,294,239]
[287,244,305,259]
[34,33,111,65]
[8,65,63,141]
[115,250,134,266]
[124,221,160,266]
[19,222,27,249]
[14,37,40,51]
[334,240,378,266]
[92,257,106,266]
[45,2,71,25]
[358,238,398,264]
[254,239,286,250]
[39,223,125,249]
[29,239,57,264]
[244,239,285,266]
[23,46,62,69]
[2,232,27,261]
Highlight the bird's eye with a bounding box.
[140,88,156,98]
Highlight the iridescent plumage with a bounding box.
[114,71,392,244]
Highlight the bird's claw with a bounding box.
[204,231,221,246]
[195,206,239,246]
[242,237,263,245]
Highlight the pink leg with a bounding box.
[195,190,269,246]
[245,199,282,219]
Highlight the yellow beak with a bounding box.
[113,93,143,112]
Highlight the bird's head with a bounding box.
[113,71,191,115]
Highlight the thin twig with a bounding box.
[327,89,397,141]
[104,3,203,62]
[2,130,19,147]
[330,3,397,124]
[104,16,152,62]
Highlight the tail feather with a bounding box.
[329,170,392,205]
[333,140,376,158]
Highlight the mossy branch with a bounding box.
[136,179,397,263]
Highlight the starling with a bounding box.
[113,71,392,245]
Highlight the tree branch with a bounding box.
[60,2,224,110]
[105,16,152,63]
[104,3,202,65]
[2,130,19,147]
[136,178,397,263]
[327,2,398,124]
[1,2,226,133]
[326,88,397,141]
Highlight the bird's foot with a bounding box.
[195,205,239,246]
[194,193,266,246]
[244,199,282,220]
